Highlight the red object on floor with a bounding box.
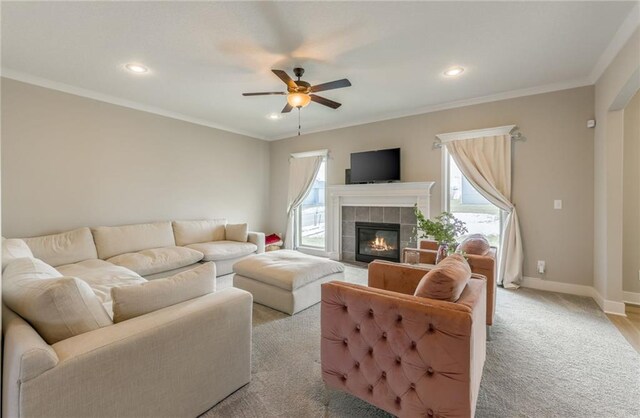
[265,234,282,245]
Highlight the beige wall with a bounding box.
[269,86,595,286]
[623,90,640,294]
[1,78,270,238]
[594,27,640,306]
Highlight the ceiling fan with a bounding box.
[242,67,351,113]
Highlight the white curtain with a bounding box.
[284,155,323,249]
[446,134,524,289]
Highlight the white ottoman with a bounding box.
[232,250,345,315]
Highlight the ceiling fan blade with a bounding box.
[272,69,298,89]
[282,103,293,113]
[242,92,286,96]
[310,79,351,93]
[310,94,341,109]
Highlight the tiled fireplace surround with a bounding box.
[341,206,417,262]
[325,182,435,262]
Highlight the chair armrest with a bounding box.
[248,231,265,253]
[368,260,432,295]
[419,239,439,251]
[20,289,253,418]
[465,254,496,325]
[403,247,437,264]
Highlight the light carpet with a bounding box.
[202,266,640,417]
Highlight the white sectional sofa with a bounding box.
[19,219,264,280]
[1,219,265,418]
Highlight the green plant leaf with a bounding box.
[414,205,468,247]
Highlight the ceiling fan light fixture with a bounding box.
[124,63,149,74]
[287,92,311,108]
[444,66,464,77]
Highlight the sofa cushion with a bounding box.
[225,223,248,243]
[186,240,257,262]
[23,227,97,267]
[92,222,175,260]
[111,262,216,323]
[106,246,204,277]
[2,258,113,344]
[458,234,491,256]
[172,219,226,246]
[2,238,34,270]
[414,253,471,302]
[57,259,146,304]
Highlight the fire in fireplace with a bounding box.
[355,222,401,263]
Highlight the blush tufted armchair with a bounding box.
[321,261,486,418]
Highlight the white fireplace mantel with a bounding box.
[325,182,435,260]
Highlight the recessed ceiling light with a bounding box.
[124,63,149,74]
[444,66,464,77]
[267,113,282,120]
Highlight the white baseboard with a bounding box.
[521,276,626,316]
[623,291,640,305]
[602,299,627,316]
[521,276,594,297]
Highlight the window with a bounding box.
[296,160,326,249]
[443,150,503,248]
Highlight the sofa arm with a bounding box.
[248,231,265,253]
[321,280,484,418]
[3,305,59,418]
[18,289,253,418]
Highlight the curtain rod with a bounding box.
[432,125,525,149]
[290,149,329,159]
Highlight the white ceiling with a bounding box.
[2,1,637,140]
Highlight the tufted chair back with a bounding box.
[321,271,486,418]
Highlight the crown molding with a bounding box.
[267,77,592,141]
[589,3,640,84]
[0,68,266,140]
[1,68,591,144]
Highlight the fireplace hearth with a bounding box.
[355,222,401,263]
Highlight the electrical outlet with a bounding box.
[537,260,546,274]
[554,200,563,210]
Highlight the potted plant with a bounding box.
[414,206,468,263]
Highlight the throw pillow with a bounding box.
[414,253,471,302]
[226,223,248,243]
[2,258,113,344]
[265,233,282,245]
[2,238,34,270]
[172,219,227,246]
[111,262,216,323]
[458,234,491,255]
[23,227,98,267]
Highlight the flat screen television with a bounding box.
[350,148,400,183]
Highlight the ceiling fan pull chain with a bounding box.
[298,107,301,136]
